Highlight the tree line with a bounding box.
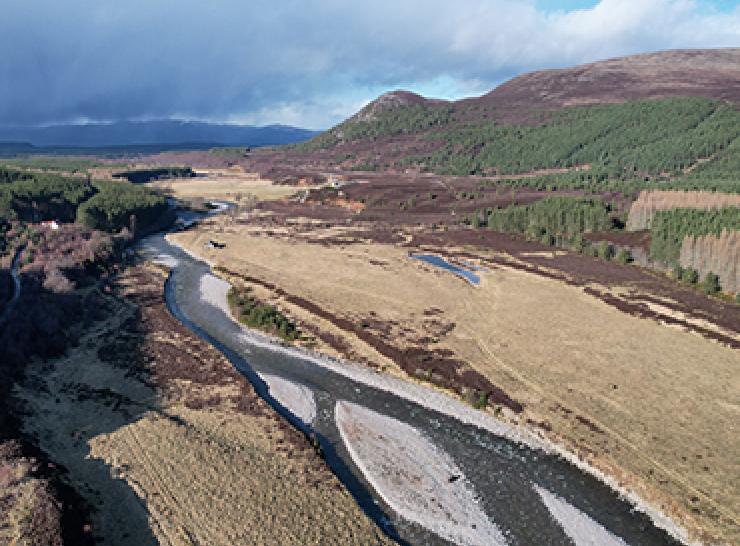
[76,181,169,233]
[0,167,169,234]
[471,196,615,246]
[477,170,740,196]
[112,167,196,184]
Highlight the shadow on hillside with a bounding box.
[0,265,160,546]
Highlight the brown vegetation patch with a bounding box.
[582,286,739,349]
[0,441,63,546]
[220,266,523,413]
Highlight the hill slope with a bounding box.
[477,48,740,122]
[286,49,740,179]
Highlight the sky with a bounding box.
[1,0,738,130]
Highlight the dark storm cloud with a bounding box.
[1,0,738,129]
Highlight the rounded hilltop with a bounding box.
[479,48,740,121]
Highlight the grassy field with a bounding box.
[170,218,739,545]
[148,169,301,201]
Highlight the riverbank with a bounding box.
[169,216,738,546]
[15,264,394,545]
[185,240,702,546]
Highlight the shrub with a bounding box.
[701,272,721,295]
[583,244,598,258]
[681,267,699,284]
[43,268,75,294]
[597,241,613,261]
[227,287,299,341]
[570,234,586,253]
[473,391,488,410]
[616,248,632,264]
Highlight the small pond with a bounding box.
[411,254,481,285]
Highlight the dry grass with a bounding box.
[15,265,393,546]
[148,170,301,202]
[0,442,62,546]
[170,221,740,545]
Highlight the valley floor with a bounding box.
[169,211,740,546]
[14,264,393,546]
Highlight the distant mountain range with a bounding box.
[0,120,319,148]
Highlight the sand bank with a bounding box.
[336,401,506,546]
[260,373,317,425]
[534,485,630,546]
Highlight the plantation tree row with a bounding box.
[471,196,615,246]
[682,137,740,182]
[301,96,740,181]
[649,207,740,266]
[479,170,740,196]
[679,230,739,294]
[415,99,739,176]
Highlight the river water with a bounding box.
[138,227,683,546]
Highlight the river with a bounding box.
[138,222,684,546]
